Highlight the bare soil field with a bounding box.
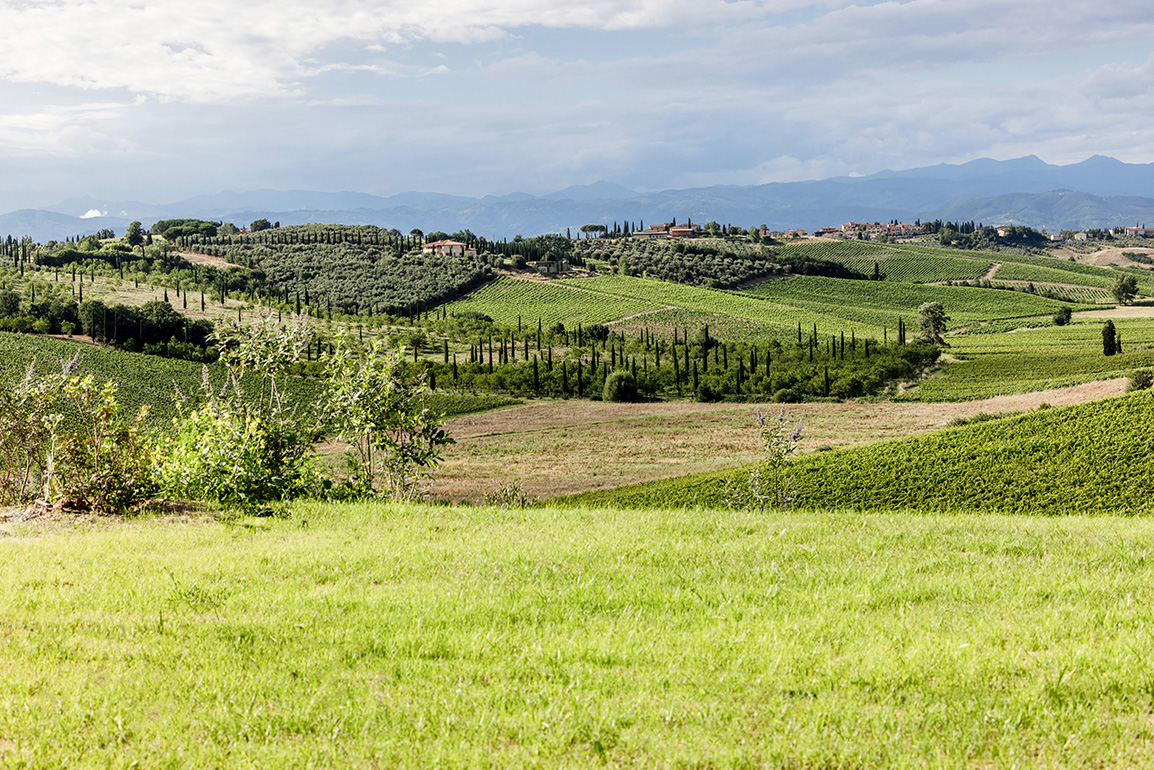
[430,378,1126,503]
[176,251,244,270]
[1075,304,1154,319]
[1073,245,1154,268]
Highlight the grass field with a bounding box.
[4,504,1154,768]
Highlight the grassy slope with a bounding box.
[4,504,1154,768]
[0,333,513,430]
[566,389,1154,515]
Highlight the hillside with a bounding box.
[566,388,1154,514]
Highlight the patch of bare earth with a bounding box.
[1075,304,1154,319]
[177,251,244,270]
[429,379,1127,503]
[1074,246,1154,269]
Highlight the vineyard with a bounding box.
[899,317,1154,402]
[566,388,1154,514]
[443,277,661,328]
[740,275,1068,330]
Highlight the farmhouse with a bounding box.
[422,240,477,257]
[632,221,700,238]
[530,258,570,276]
[669,223,700,238]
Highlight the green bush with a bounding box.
[603,370,638,402]
[1128,369,1154,392]
[154,401,325,511]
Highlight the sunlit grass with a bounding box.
[4,503,1154,767]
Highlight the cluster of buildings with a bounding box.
[633,222,704,239]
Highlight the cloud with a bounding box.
[0,0,761,102]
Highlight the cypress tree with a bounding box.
[1103,320,1117,356]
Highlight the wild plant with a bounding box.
[727,407,803,510]
[155,312,323,511]
[324,330,454,501]
[45,374,155,512]
[0,360,65,505]
[1,353,155,512]
[483,480,534,508]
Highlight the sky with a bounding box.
[1,0,1153,213]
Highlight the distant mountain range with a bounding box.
[5,155,1154,243]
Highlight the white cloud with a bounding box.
[0,0,761,102]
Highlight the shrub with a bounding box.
[1052,306,1072,326]
[155,400,325,511]
[46,375,156,512]
[603,370,638,402]
[324,331,454,501]
[1,358,154,512]
[0,361,64,505]
[156,312,322,511]
[1128,369,1154,392]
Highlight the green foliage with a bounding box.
[1053,306,1072,326]
[155,313,321,511]
[45,375,156,512]
[1112,274,1139,304]
[150,218,221,239]
[1103,320,1117,356]
[602,370,638,402]
[323,331,453,500]
[915,301,948,345]
[573,237,773,288]
[0,361,64,504]
[154,398,325,511]
[1127,369,1153,392]
[0,359,154,512]
[124,221,145,248]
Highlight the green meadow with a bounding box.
[5,504,1154,768]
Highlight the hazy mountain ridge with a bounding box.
[6,156,1154,242]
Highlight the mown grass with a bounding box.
[4,503,1154,768]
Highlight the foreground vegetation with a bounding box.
[3,504,1154,768]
